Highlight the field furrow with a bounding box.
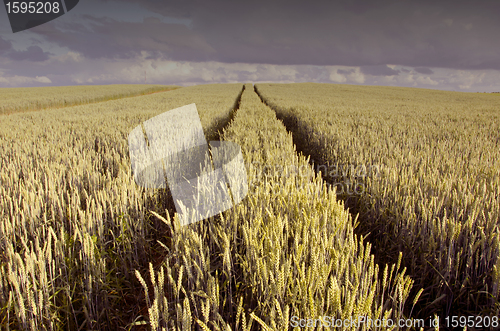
[4,81,496,330]
[255,82,500,322]
[0,83,244,330]
[136,84,414,329]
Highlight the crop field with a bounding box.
[0,83,245,330]
[0,82,498,330]
[135,84,411,330]
[0,84,180,115]
[255,83,500,322]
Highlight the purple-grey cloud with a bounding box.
[29,15,215,60]
[338,68,356,75]
[7,45,52,62]
[97,0,500,70]
[0,37,12,52]
[5,0,496,71]
[361,65,399,76]
[414,67,434,74]
[0,36,52,61]
[1,0,500,91]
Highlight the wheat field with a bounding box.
[255,82,500,322]
[0,84,179,115]
[134,84,413,330]
[2,81,496,330]
[0,83,244,330]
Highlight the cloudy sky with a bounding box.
[1,0,499,91]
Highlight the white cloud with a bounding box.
[416,76,438,85]
[348,68,366,84]
[404,74,414,84]
[53,51,84,63]
[449,70,487,90]
[0,75,51,86]
[35,76,52,83]
[329,69,347,83]
[2,52,500,92]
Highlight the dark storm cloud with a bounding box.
[2,0,500,90]
[0,36,51,61]
[361,65,399,76]
[414,67,434,75]
[104,0,500,70]
[30,15,215,60]
[8,45,52,61]
[338,68,355,75]
[0,37,12,52]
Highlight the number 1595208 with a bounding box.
[5,2,61,14]
[445,315,499,328]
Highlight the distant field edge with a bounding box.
[0,84,181,116]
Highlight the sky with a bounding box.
[1,0,499,91]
